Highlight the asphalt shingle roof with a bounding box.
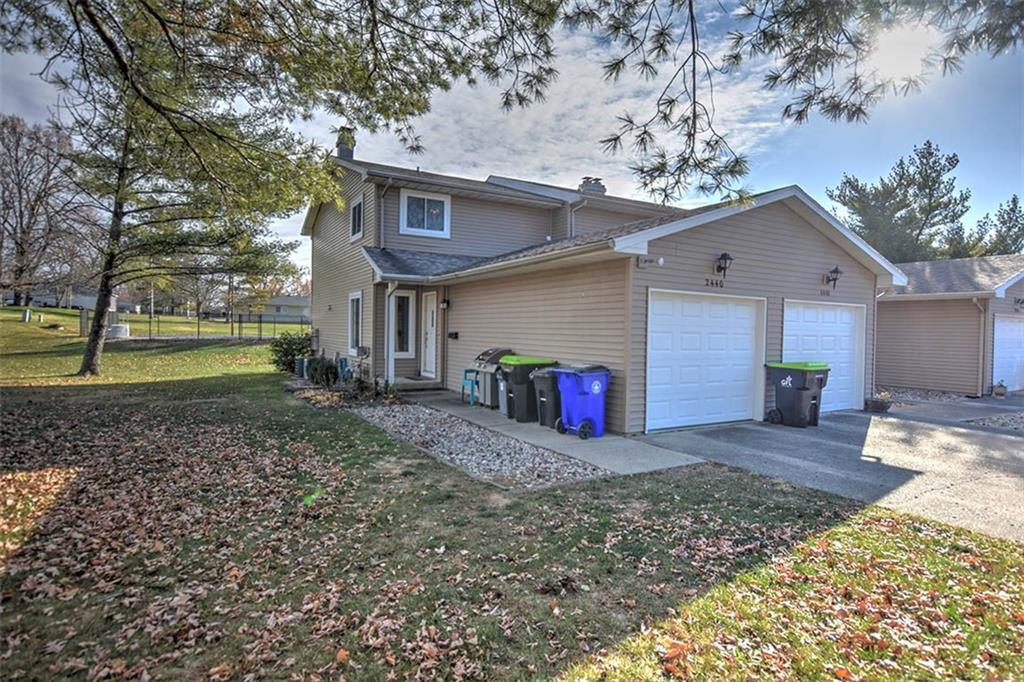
[893,254,1024,295]
[363,248,489,278]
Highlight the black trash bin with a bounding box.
[531,366,561,428]
[765,362,830,427]
[499,355,557,422]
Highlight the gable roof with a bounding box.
[883,254,1024,299]
[485,175,679,215]
[359,186,907,286]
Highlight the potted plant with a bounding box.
[993,380,1008,398]
[864,397,892,413]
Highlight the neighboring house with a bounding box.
[8,286,116,312]
[304,133,905,434]
[877,254,1024,395]
[256,295,310,321]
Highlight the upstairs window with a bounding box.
[350,197,364,240]
[399,189,450,239]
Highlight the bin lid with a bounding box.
[500,355,557,366]
[766,361,830,370]
[553,364,609,374]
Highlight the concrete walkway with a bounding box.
[408,390,702,475]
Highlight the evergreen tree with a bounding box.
[827,141,970,263]
[979,195,1024,256]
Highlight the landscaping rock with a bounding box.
[349,403,609,490]
[876,386,967,406]
[966,411,1024,432]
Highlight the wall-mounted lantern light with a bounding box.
[824,265,843,289]
[715,252,734,278]
[440,299,450,310]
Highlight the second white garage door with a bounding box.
[646,291,763,430]
[783,301,864,412]
[993,316,1024,391]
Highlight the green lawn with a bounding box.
[1,308,1022,680]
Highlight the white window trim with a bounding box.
[398,188,451,239]
[389,289,417,359]
[347,290,363,356]
[349,196,364,242]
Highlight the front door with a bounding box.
[421,291,437,378]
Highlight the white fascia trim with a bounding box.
[612,186,908,286]
[300,203,321,236]
[334,158,369,179]
[994,270,1024,298]
[879,291,995,302]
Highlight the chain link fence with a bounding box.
[79,310,310,340]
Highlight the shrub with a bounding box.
[306,356,339,387]
[269,331,311,372]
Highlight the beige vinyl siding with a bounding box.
[381,190,555,256]
[310,169,377,368]
[876,299,983,394]
[626,202,877,433]
[573,206,648,235]
[985,278,1024,393]
[442,260,630,432]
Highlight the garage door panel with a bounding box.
[782,301,863,412]
[993,317,1024,391]
[647,292,760,430]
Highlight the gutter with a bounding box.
[378,178,394,248]
[878,290,995,302]
[568,199,588,238]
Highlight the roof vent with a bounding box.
[336,127,355,160]
[578,176,606,195]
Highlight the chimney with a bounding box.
[336,127,355,160]
[578,176,606,195]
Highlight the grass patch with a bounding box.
[1,310,1021,679]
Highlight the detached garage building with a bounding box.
[877,254,1024,395]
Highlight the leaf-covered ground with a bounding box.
[2,309,1022,679]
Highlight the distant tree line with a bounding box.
[828,140,1023,263]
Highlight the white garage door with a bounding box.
[647,291,761,430]
[783,301,863,412]
[993,316,1024,391]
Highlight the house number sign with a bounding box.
[704,278,725,288]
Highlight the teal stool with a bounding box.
[461,368,479,406]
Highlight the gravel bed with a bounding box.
[876,386,967,405]
[349,403,610,490]
[966,411,1024,432]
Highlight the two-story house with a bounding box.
[303,133,906,434]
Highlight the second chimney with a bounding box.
[336,127,356,160]
[578,176,606,195]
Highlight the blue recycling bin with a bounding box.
[552,365,610,439]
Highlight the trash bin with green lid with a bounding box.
[765,362,830,427]
[499,355,557,422]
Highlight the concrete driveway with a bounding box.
[641,411,1024,542]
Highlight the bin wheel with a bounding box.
[766,408,783,424]
[555,418,567,434]
[577,420,593,440]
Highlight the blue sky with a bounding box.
[1,22,1021,272]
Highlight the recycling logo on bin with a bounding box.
[591,379,603,394]
[780,375,793,388]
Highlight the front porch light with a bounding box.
[824,266,843,289]
[715,252,734,278]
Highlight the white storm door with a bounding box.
[782,301,863,411]
[646,291,760,430]
[421,291,437,378]
[993,316,1024,391]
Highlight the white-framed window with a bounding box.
[390,290,417,359]
[275,305,282,313]
[399,188,451,239]
[347,290,362,356]
[349,196,364,241]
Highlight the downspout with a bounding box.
[972,297,986,396]
[378,178,393,248]
[568,199,588,238]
